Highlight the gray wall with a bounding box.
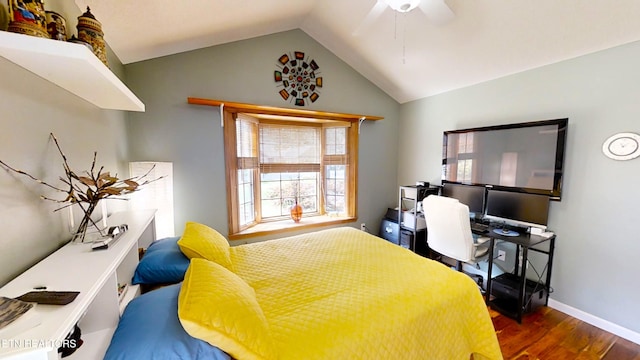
[399,40,640,333]
[0,47,130,286]
[124,29,400,242]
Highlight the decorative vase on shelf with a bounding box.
[69,200,108,243]
[76,7,108,67]
[7,0,49,38]
[290,199,303,223]
[68,34,94,52]
[45,11,67,41]
[0,3,9,31]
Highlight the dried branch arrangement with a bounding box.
[0,133,161,242]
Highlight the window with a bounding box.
[324,127,348,214]
[223,109,359,238]
[259,124,321,221]
[235,118,258,226]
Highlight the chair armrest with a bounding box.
[474,236,490,245]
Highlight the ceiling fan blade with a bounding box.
[418,0,454,25]
[353,0,388,36]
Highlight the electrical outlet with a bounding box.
[497,250,506,262]
[360,223,366,231]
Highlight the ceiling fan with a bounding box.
[353,0,454,35]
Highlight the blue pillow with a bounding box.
[132,237,190,285]
[104,284,231,360]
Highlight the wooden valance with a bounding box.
[187,97,384,122]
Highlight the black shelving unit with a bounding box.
[398,185,438,253]
[482,229,556,323]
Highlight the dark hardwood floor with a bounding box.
[490,306,640,360]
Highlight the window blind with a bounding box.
[259,124,321,173]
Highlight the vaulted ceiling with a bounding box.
[75,0,640,103]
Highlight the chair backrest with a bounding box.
[422,195,475,262]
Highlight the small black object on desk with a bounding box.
[470,222,489,233]
[16,291,80,305]
[91,223,129,251]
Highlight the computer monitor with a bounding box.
[441,183,486,215]
[484,189,550,230]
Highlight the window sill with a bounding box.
[229,215,357,241]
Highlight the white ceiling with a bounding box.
[75,0,640,104]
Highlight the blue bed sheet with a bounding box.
[103,283,230,360]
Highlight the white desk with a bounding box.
[0,210,156,360]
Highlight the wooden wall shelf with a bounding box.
[0,31,144,112]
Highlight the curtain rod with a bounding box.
[187,97,384,122]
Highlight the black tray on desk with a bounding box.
[16,291,80,305]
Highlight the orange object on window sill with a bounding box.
[290,201,303,222]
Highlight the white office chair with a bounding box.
[423,195,490,287]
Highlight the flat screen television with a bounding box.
[442,118,568,199]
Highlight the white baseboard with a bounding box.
[548,298,640,345]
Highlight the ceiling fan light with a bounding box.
[384,0,420,13]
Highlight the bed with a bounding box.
[105,224,503,360]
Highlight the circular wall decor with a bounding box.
[274,51,322,106]
[602,132,640,161]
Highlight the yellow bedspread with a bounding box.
[231,227,502,360]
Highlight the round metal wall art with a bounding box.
[274,51,323,107]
